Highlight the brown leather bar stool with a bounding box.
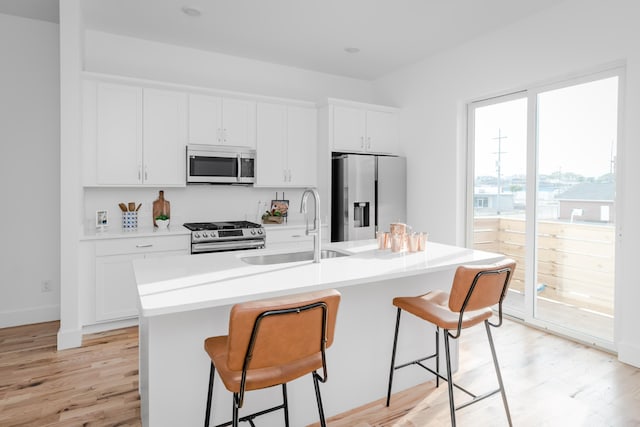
[385,259,516,426]
[203,289,341,427]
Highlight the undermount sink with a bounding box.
[241,249,350,265]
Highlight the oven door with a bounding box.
[187,149,240,184]
[191,239,265,254]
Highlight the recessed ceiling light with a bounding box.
[181,6,202,17]
[344,47,361,54]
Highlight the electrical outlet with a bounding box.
[41,280,52,292]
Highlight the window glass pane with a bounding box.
[472,97,528,313]
[535,76,618,341]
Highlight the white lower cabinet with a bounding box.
[95,253,144,321]
[93,235,189,322]
[265,225,329,250]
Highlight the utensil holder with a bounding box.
[122,212,138,230]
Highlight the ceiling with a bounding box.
[1,0,565,81]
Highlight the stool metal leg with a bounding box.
[443,329,456,427]
[386,308,402,406]
[282,383,290,426]
[312,371,327,427]
[485,321,512,426]
[232,394,239,427]
[435,327,440,388]
[205,362,215,427]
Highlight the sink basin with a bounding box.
[241,249,350,265]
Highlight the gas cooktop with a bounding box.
[183,221,263,231]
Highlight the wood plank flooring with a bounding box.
[1,319,639,426]
[0,322,140,426]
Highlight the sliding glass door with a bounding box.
[468,68,621,348]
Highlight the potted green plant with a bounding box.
[155,214,170,229]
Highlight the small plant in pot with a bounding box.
[155,214,170,229]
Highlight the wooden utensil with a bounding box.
[135,203,142,211]
[128,202,135,212]
[118,203,128,212]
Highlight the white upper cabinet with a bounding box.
[365,109,399,154]
[287,105,317,186]
[143,89,187,186]
[188,94,256,148]
[256,102,317,187]
[256,103,287,185]
[331,101,399,154]
[92,82,143,185]
[332,105,367,152]
[83,80,187,186]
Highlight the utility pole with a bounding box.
[492,129,508,215]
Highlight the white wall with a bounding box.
[372,0,640,367]
[84,30,373,104]
[83,187,312,230]
[0,13,60,327]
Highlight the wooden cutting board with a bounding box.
[152,191,170,226]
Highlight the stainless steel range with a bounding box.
[183,221,265,254]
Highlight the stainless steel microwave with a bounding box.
[186,145,256,184]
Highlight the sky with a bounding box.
[473,76,619,180]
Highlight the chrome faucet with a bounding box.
[300,188,321,263]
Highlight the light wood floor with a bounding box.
[0,322,140,426]
[1,320,639,426]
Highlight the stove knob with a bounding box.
[257,229,263,235]
[250,230,256,235]
[202,232,208,238]
[194,233,200,239]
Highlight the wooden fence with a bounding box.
[473,217,615,315]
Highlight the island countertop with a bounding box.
[133,240,504,317]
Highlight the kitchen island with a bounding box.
[133,240,504,427]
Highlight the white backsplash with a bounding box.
[83,186,308,231]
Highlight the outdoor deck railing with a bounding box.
[473,217,615,315]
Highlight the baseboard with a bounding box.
[617,341,640,368]
[0,305,60,329]
[82,317,139,335]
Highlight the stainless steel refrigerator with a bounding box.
[331,154,407,242]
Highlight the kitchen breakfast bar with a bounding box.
[133,240,504,427]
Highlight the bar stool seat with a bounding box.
[393,290,493,330]
[386,259,516,427]
[204,335,324,392]
[203,289,341,427]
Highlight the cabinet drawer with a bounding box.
[95,235,189,256]
[265,227,311,245]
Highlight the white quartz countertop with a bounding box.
[82,225,190,240]
[134,240,504,317]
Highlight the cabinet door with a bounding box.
[222,98,256,148]
[143,89,187,186]
[287,106,317,187]
[366,110,398,154]
[333,105,366,152]
[95,253,142,321]
[256,102,287,186]
[188,94,223,144]
[96,83,143,184]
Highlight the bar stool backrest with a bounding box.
[448,259,516,314]
[226,289,341,371]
